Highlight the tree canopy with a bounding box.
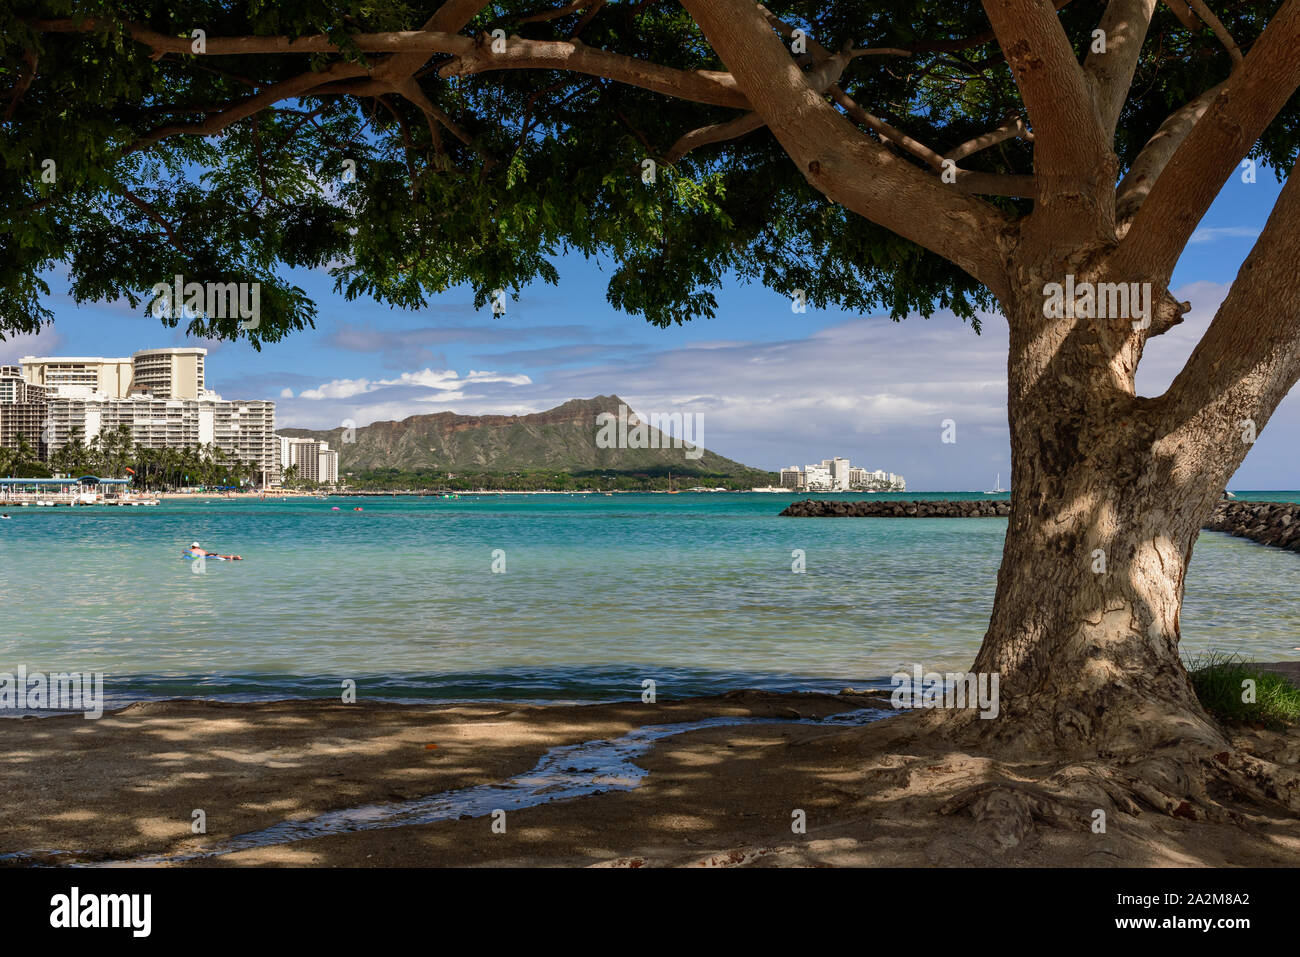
[3,1,1293,345]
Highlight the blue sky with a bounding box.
[5,163,1294,490]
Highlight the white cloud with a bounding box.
[295,367,533,402]
[1188,226,1261,244]
[299,378,376,401]
[0,329,63,364]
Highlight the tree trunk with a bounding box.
[952,268,1230,758]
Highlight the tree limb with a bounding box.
[830,87,1036,198]
[1084,0,1158,141]
[518,1,600,25]
[110,183,189,257]
[665,112,765,163]
[981,0,1113,243]
[1115,0,1300,283]
[394,76,471,146]
[3,50,38,121]
[945,114,1032,161]
[1156,151,1300,486]
[127,62,370,153]
[1114,81,1224,230]
[752,7,1031,198]
[438,34,750,108]
[1183,0,1244,64]
[373,0,491,83]
[677,0,1015,297]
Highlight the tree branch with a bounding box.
[677,0,1014,297]
[1183,0,1244,64]
[1156,151,1300,488]
[394,76,471,146]
[373,0,491,82]
[127,62,370,153]
[830,87,1036,198]
[518,1,600,25]
[1113,81,1224,230]
[438,34,750,108]
[981,0,1113,243]
[31,20,476,55]
[1115,0,1300,283]
[110,183,189,257]
[665,112,765,163]
[945,114,1032,161]
[1084,0,1158,141]
[3,50,38,121]
[753,7,1031,198]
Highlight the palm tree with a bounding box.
[14,433,35,469]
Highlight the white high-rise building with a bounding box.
[19,356,135,397]
[802,464,832,489]
[20,348,209,400]
[129,348,207,399]
[9,349,278,486]
[278,435,339,485]
[778,457,905,491]
[821,457,851,491]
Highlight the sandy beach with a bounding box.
[4,679,1299,868]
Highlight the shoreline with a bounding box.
[4,672,1298,867]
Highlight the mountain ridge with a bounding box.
[278,394,770,480]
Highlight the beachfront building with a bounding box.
[781,463,834,490]
[38,396,280,484]
[19,348,207,400]
[823,457,851,491]
[0,366,50,457]
[0,366,48,404]
[1,349,280,486]
[128,348,207,399]
[18,356,135,397]
[277,435,339,485]
[0,401,48,458]
[781,457,906,492]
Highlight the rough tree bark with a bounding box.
[965,269,1223,759]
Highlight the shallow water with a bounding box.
[1,491,1297,707]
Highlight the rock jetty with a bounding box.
[779,499,1011,518]
[1203,500,1300,553]
[780,498,1300,555]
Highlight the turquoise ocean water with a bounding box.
[2,491,1298,707]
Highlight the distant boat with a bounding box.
[985,473,1007,494]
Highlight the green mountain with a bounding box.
[278,395,772,484]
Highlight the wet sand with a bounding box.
[3,682,1300,868]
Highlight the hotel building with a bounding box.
[278,435,339,485]
[1,349,282,486]
[781,457,905,492]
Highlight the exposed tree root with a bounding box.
[916,715,1300,858]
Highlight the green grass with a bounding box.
[1187,653,1300,728]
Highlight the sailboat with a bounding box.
[985,473,1007,494]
